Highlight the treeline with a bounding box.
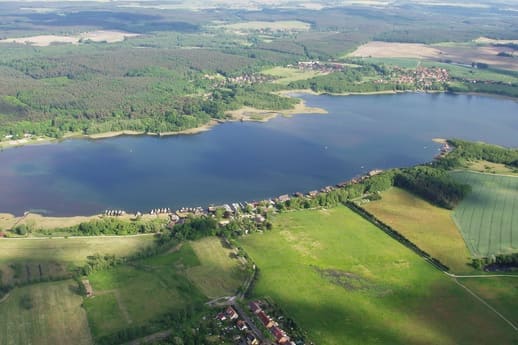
[347,201,450,271]
[394,166,471,209]
[436,139,518,169]
[471,253,518,271]
[61,217,167,236]
[448,81,518,99]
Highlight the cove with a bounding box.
[0,92,516,216]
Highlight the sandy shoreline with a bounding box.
[0,95,326,150]
[0,212,170,233]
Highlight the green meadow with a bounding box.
[239,206,518,345]
[0,280,92,345]
[84,237,247,338]
[451,171,518,257]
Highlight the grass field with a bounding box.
[460,277,518,325]
[188,237,248,298]
[363,187,472,273]
[84,237,246,338]
[262,67,324,85]
[0,280,92,345]
[239,206,518,345]
[0,235,156,264]
[451,171,518,257]
[0,261,69,286]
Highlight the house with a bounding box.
[278,194,290,203]
[246,333,259,345]
[226,306,239,320]
[271,326,290,344]
[0,231,5,238]
[249,301,262,314]
[307,190,318,198]
[254,214,266,224]
[257,310,274,328]
[232,203,241,213]
[216,312,227,321]
[368,169,383,176]
[237,319,248,331]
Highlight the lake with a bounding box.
[0,92,516,216]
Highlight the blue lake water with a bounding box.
[0,92,516,216]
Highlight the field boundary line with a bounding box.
[446,273,518,278]
[452,278,518,331]
[350,201,518,332]
[451,169,518,179]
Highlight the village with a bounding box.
[102,168,387,233]
[213,300,304,345]
[374,66,450,90]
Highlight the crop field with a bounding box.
[363,187,472,273]
[0,280,92,345]
[0,235,156,264]
[451,171,518,257]
[348,41,518,70]
[239,206,518,345]
[85,237,246,338]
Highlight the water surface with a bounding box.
[0,93,516,216]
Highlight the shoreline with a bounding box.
[1,89,514,151]
[0,98,326,150]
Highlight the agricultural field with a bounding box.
[349,41,518,71]
[262,67,323,85]
[451,171,518,257]
[0,280,92,345]
[84,237,246,338]
[0,30,140,47]
[239,206,518,345]
[363,187,472,273]
[0,235,156,264]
